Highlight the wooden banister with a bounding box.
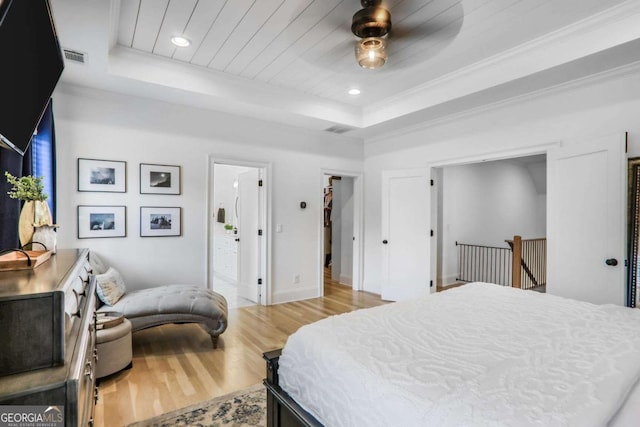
[511,235,522,289]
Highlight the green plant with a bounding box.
[4,172,48,201]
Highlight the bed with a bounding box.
[263,282,640,426]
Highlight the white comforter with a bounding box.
[278,283,640,427]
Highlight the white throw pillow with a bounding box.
[95,267,126,306]
[89,252,109,275]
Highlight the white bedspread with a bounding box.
[278,282,640,427]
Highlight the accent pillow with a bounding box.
[95,267,126,306]
[89,252,109,275]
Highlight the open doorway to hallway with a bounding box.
[433,154,547,292]
[211,162,266,309]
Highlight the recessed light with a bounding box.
[171,36,191,48]
[348,88,361,95]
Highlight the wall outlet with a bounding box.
[293,274,300,284]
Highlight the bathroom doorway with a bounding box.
[210,161,267,308]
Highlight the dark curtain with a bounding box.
[0,147,32,249]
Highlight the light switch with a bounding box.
[276,224,283,233]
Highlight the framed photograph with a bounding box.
[140,163,181,195]
[140,206,181,237]
[78,205,127,239]
[78,158,127,193]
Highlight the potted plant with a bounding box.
[5,172,53,246]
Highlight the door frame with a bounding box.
[207,156,272,305]
[318,169,364,295]
[428,142,560,289]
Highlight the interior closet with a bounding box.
[323,176,338,269]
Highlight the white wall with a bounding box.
[213,164,247,228]
[362,65,640,295]
[53,84,363,304]
[439,160,546,285]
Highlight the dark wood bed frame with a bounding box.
[263,349,324,427]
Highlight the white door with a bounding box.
[237,169,261,303]
[547,133,625,305]
[381,169,432,301]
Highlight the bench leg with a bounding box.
[211,334,219,349]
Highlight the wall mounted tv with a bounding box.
[0,0,64,156]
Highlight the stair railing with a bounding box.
[456,236,546,290]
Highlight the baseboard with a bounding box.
[272,287,318,304]
[441,274,459,286]
[339,274,352,286]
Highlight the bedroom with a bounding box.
[1,0,640,425]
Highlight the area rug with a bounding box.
[127,383,266,427]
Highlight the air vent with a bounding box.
[324,125,354,134]
[63,48,86,64]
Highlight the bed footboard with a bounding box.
[263,349,323,427]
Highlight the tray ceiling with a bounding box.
[51,0,640,139]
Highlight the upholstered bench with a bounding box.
[90,253,228,348]
[97,284,228,348]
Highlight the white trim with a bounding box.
[272,287,318,305]
[339,274,353,286]
[428,142,560,169]
[318,169,364,297]
[206,156,272,306]
[365,59,640,145]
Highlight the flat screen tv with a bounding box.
[0,0,64,156]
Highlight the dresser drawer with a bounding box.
[0,249,90,376]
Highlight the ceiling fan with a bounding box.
[342,0,465,71]
[351,0,392,69]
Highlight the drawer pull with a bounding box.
[84,361,93,381]
[72,289,82,318]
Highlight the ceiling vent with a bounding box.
[324,125,354,134]
[63,48,86,64]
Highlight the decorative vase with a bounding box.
[18,200,53,247]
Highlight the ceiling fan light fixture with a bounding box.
[356,37,387,69]
[351,6,391,38]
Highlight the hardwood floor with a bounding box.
[94,273,386,426]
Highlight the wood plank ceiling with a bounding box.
[115,0,622,107]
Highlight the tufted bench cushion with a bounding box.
[97,284,228,348]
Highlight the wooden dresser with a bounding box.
[0,248,97,426]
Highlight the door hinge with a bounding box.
[430,179,434,186]
[258,229,263,236]
[258,179,263,187]
[625,132,629,153]
[258,278,263,285]
[430,280,433,288]
[430,229,434,237]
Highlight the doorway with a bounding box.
[434,155,547,290]
[210,161,268,309]
[321,171,362,296]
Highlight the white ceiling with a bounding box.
[50,0,640,140]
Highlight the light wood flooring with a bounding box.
[94,272,387,426]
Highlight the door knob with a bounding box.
[605,258,618,266]
[382,240,388,244]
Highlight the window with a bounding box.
[31,100,56,222]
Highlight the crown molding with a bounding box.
[362,0,640,127]
[362,58,640,145]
